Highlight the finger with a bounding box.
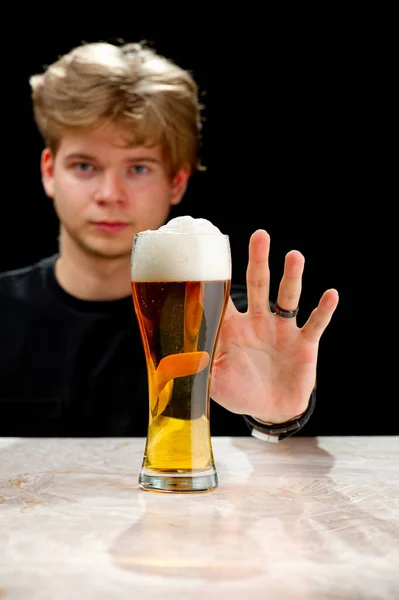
[246,230,271,316]
[276,250,305,313]
[301,288,339,343]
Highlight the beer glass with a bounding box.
[131,225,231,493]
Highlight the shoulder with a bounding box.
[0,255,57,299]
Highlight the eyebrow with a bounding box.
[63,152,162,164]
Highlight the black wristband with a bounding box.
[243,389,316,442]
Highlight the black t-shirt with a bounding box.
[0,255,250,437]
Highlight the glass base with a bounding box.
[138,468,218,493]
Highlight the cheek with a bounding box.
[134,180,172,209]
[53,180,90,219]
[127,187,172,230]
[134,193,171,221]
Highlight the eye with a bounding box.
[74,162,94,173]
[130,165,149,175]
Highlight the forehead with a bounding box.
[56,122,164,163]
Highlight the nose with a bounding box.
[94,171,127,206]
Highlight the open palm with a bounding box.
[210,230,339,424]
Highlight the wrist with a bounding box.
[251,407,308,427]
[243,389,316,442]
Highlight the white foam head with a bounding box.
[131,216,231,281]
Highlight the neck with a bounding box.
[55,233,132,301]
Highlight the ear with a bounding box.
[40,148,55,198]
[169,166,190,206]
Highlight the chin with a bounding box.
[85,244,132,261]
[74,231,134,260]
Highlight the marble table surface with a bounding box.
[0,435,398,599]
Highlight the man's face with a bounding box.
[41,122,189,261]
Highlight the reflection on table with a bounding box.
[0,435,398,599]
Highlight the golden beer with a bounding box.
[131,219,231,492]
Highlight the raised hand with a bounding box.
[210,229,339,423]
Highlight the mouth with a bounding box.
[92,221,129,233]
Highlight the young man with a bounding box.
[0,41,339,440]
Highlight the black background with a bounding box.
[0,16,371,435]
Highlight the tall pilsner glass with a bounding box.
[131,226,231,492]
